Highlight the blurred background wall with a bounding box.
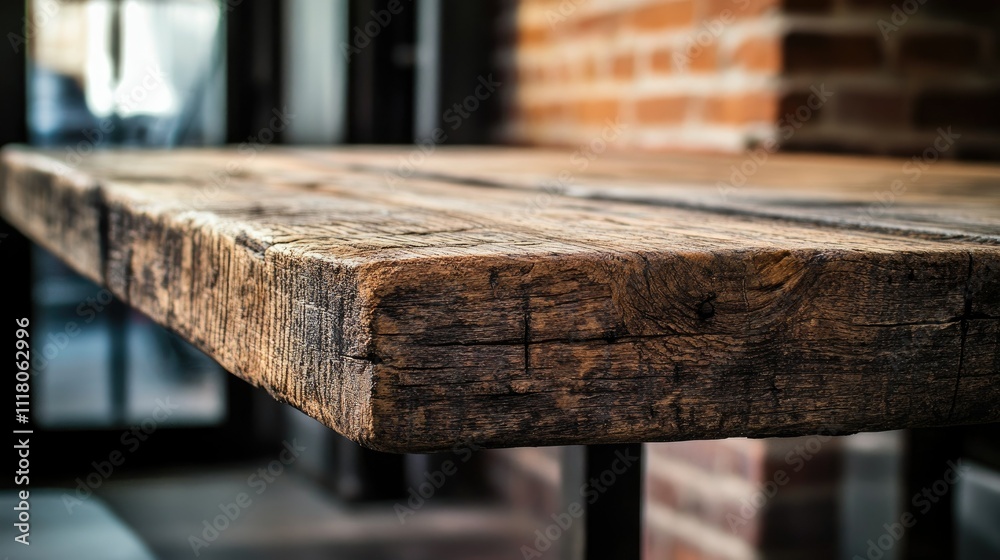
[494,0,1000,159]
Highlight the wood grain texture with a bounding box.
[2,146,999,452]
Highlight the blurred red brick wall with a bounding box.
[484,437,843,560]
[485,3,998,558]
[644,438,842,560]
[494,0,1000,159]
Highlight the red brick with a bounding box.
[516,66,532,84]
[581,57,598,80]
[501,0,999,162]
[567,11,625,36]
[680,41,719,72]
[646,471,763,542]
[517,25,549,47]
[731,36,783,72]
[763,438,843,487]
[898,33,982,71]
[645,471,682,508]
[783,32,883,71]
[651,48,675,74]
[575,98,622,124]
[652,42,718,74]
[644,529,674,560]
[636,96,689,123]
[629,1,695,31]
[613,53,635,79]
[547,63,570,83]
[482,448,561,517]
[648,441,765,480]
[705,93,779,124]
[529,102,569,122]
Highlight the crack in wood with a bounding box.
[949,253,975,420]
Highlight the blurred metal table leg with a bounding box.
[563,444,642,560]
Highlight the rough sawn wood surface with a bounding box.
[2,146,998,452]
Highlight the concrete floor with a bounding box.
[95,466,548,560]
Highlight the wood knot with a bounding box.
[603,324,628,344]
[697,293,717,321]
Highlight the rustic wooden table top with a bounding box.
[3,146,998,452]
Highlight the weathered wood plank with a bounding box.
[318,147,1000,242]
[2,146,998,452]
